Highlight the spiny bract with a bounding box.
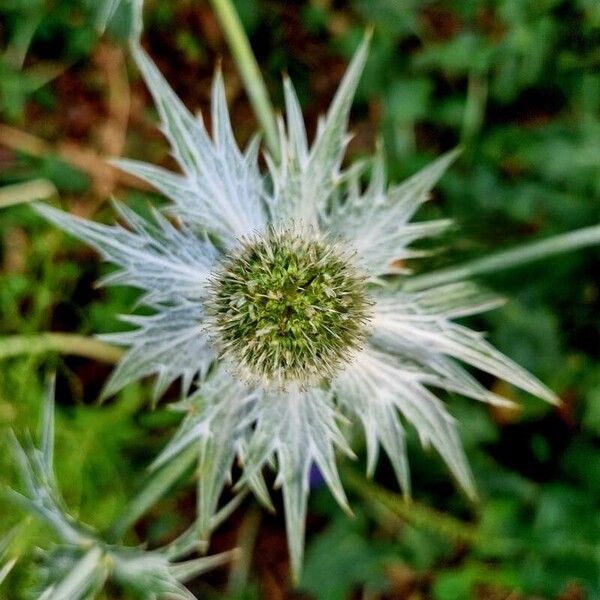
[5,381,235,600]
[37,34,558,580]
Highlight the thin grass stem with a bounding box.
[403,224,600,292]
[208,0,280,161]
[343,467,522,555]
[0,333,123,363]
[105,444,198,541]
[0,179,57,209]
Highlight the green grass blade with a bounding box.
[0,179,57,208]
[209,0,280,161]
[403,224,600,292]
[0,334,123,363]
[106,443,198,541]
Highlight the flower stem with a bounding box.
[0,179,57,208]
[208,0,280,161]
[342,467,484,546]
[105,444,198,541]
[460,70,487,150]
[343,467,521,555]
[0,333,123,363]
[403,224,600,292]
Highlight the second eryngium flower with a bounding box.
[37,35,557,579]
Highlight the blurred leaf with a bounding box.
[433,562,518,600]
[301,514,388,600]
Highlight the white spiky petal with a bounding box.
[36,35,558,581]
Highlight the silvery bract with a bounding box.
[96,0,143,36]
[37,36,557,579]
[6,382,235,599]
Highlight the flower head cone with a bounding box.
[37,35,558,580]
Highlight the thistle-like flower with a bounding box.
[4,381,236,599]
[37,36,557,579]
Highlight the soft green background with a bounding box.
[0,0,599,598]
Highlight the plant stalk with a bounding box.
[0,333,123,363]
[0,179,57,208]
[342,467,483,545]
[208,0,280,161]
[105,444,198,541]
[403,224,600,292]
[344,467,523,554]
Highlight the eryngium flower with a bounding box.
[38,36,557,578]
[5,382,235,600]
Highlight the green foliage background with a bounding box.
[0,0,598,598]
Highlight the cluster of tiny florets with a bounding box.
[208,228,371,386]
